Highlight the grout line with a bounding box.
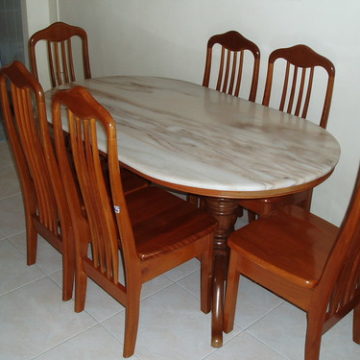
[243,330,292,360]
[236,300,285,331]
[0,274,47,298]
[29,323,99,360]
[0,191,22,201]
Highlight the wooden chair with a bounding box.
[202,30,260,101]
[224,169,360,360]
[189,30,260,207]
[28,21,147,191]
[51,86,217,357]
[0,61,74,300]
[239,44,335,221]
[29,21,91,88]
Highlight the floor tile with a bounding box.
[247,301,360,360]
[204,332,286,360]
[179,273,283,330]
[0,277,96,360]
[0,193,25,240]
[164,258,200,281]
[34,325,141,360]
[0,164,20,199]
[0,140,14,169]
[102,283,241,360]
[320,312,360,360]
[0,238,44,296]
[10,234,62,275]
[246,301,306,360]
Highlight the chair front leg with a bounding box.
[304,311,324,360]
[123,283,141,358]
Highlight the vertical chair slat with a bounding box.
[287,65,298,114]
[279,61,290,111]
[216,47,225,92]
[67,39,76,82]
[302,67,314,120]
[53,42,63,86]
[234,51,244,97]
[228,51,237,95]
[222,49,231,93]
[60,41,70,84]
[294,68,306,117]
[47,41,56,88]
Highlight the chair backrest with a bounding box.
[262,44,335,128]
[319,167,360,330]
[202,30,260,102]
[0,61,68,235]
[29,22,91,88]
[51,86,139,285]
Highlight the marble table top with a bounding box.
[46,76,340,198]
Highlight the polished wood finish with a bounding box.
[51,86,217,357]
[29,22,91,88]
[239,44,335,220]
[0,61,74,300]
[224,170,360,360]
[262,44,335,128]
[203,30,260,101]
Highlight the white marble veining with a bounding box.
[45,76,340,196]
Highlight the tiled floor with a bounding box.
[0,139,359,360]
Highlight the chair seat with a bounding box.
[127,186,217,260]
[228,205,338,288]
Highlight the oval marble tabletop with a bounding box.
[46,76,341,198]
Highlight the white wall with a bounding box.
[32,0,360,225]
[21,0,59,88]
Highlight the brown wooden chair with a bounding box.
[29,21,92,88]
[188,30,260,207]
[224,169,360,360]
[202,30,260,101]
[239,44,335,221]
[51,85,217,357]
[28,22,148,192]
[0,61,74,300]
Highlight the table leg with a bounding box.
[205,197,239,347]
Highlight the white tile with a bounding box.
[247,301,307,360]
[164,258,200,281]
[319,312,360,360]
[34,325,141,360]
[0,141,14,169]
[0,193,25,239]
[10,234,62,275]
[204,332,287,360]
[0,277,96,360]
[179,273,283,329]
[102,283,241,360]
[0,238,44,296]
[141,273,174,299]
[0,164,20,199]
[248,301,360,360]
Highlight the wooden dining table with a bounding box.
[45,75,341,347]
